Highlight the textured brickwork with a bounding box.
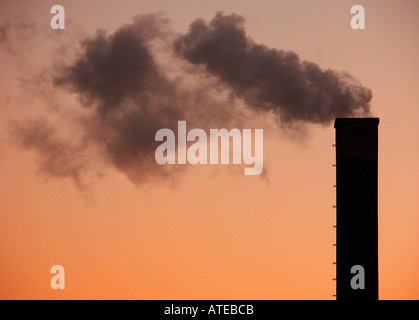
[334,118,379,300]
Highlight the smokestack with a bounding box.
[334,118,379,300]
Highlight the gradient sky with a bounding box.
[0,0,418,299]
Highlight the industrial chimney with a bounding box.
[334,118,379,300]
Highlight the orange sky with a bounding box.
[0,0,418,299]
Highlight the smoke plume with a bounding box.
[4,12,373,188]
[174,12,372,124]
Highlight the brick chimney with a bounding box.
[334,118,379,300]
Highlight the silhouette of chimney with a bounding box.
[334,118,379,300]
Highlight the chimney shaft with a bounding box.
[334,118,379,300]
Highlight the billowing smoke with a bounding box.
[4,12,372,188]
[54,15,174,116]
[51,15,182,185]
[7,14,241,187]
[174,12,372,124]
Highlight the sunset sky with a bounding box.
[0,0,418,299]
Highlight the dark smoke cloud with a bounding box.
[30,14,188,186]
[8,14,240,187]
[54,15,174,116]
[174,12,372,124]
[6,12,373,188]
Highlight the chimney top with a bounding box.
[334,118,379,128]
